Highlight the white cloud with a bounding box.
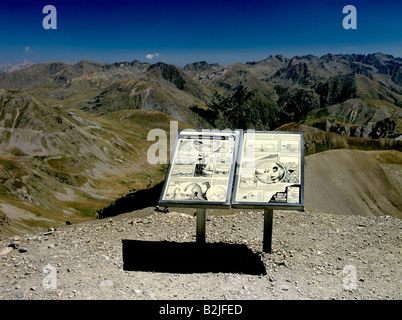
[145,52,160,60]
[25,46,30,53]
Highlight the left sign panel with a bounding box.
[159,129,241,208]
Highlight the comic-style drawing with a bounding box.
[160,130,240,205]
[193,139,221,153]
[213,165,230,177]
[255,161,286,184]
[233,132,303,206]
[239,175,257,188]
[194,163,214,177]
[161,130,302,207]
[206,186,226,201]
[171,165,194,177]
[165,182,210,201]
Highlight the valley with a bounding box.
[0,53,401,237]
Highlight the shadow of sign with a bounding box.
[98,182,164,219]
[122,240,266,275]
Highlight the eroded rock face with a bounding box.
[326,118,401,139]
[321,99,401,139]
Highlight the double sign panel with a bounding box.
[159,130,304,210]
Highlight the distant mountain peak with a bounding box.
[183,61,221,71]
[0,59,34,75]
[269,54,288,62]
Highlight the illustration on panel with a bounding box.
[232,132,303,208]
[159,129,240,207]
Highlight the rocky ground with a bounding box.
[0,207,401,300]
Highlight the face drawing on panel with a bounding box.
[193,139,221,153]
[206,186,226,201]
[255,161,286,184]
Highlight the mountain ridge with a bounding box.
[1,52,401,138]
[0,52,401,237]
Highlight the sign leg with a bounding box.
[263,209,273,253]
[196,208,207,244]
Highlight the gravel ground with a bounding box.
[0,208,401,300]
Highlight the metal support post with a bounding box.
[263,209,274,253]
[196,208,207,244]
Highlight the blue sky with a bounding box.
[0,0,401,66]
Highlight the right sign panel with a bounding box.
[232,131,304,210]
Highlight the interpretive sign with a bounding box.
[232,131,304,210]
[159,129,241,208]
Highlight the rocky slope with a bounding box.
[0,208,400,300]
[0,89,188,237]
[305,149,402,218]
[249,53,402,137]
[1,53,401,135]
[0,53,401,239]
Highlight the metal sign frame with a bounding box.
[158,129,241,208]
[231,131,304,210]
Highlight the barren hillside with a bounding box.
[305,149,402,218]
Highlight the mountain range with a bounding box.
[1,53,401,138]
[0,52,401,237]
